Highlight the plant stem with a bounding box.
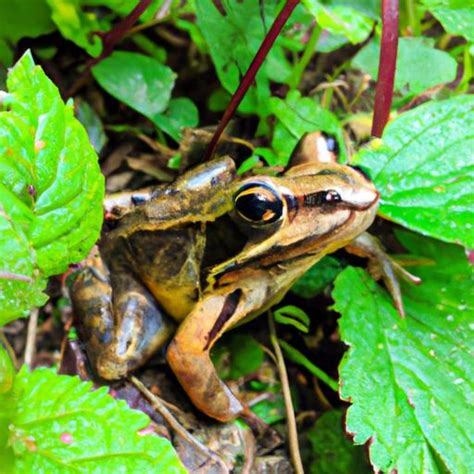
[290,23,322,89]
[204,0,300,161]
[268,311,304,474]
[371,0,399,137]
[405,0,419,35]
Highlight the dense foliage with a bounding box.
[0,0,472,472]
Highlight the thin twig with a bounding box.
[0,330,18,369]
[267,311,304,474]
[24,308,39,368]
[204,0,300,160]
[371,0,399,137]
[130,376,228,471]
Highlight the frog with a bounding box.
[71,131,382,423]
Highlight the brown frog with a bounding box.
[71,132,380,423]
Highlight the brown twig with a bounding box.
[371,0,399,137]
[204,0,300,160]
[24,308,39,367]
[130,375,228,471]
[267,311,304,474]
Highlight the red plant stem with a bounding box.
[371,0,399,137]
[204,0,300,160]
[88,0,153,68]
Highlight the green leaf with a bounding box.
[270,90,345,165]
[333,233,474,473]
[0,51,104,319]
[354,96,474,247]
[308,410,371,474]
[195,0,292,115]
[0,0,54,44]
[291,256,345,298]
[92,50,176,128]
[353,37,457,96]
[153,98,199,142]
[75,99,107,153]
[2,367,186,472]
[0,343,14,394]
[214,333,264,380]
[274,305,310,333]
[303,1,374,44]
[421,0,474,42]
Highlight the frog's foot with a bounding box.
[71,265,175,380]
[347,232,421,317]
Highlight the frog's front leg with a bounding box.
[167,273,276,422]
[71,256,175,380]
[346,232,421,317]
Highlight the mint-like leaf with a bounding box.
[332,233,473,473]
[5,368,186,473]
[0,51,104,322]
[355,96,474,247]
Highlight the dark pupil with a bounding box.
[235,192,282,223]
[322,133,339,154]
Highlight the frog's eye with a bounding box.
[234,183,283,224]
[323,189,341,203]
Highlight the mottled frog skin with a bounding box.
[71,132,379,422]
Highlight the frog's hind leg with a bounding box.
[71,258,175,380]
[166,274,277,423]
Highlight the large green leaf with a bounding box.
[270,90,345,165]
[421,0,474,42]
[332,233,474,473]
[353,37,457,96]
[0,51,104,323]
[195,0,293,115]
[354,96,474,247]
[2,367,186,473]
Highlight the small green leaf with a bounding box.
[292,256,345,298]
[93,50,176,123]
[421,0,474,42]
[270,90,345,165]
[0,51,104,321]
[333,233,473,473]
[353,37,457,96]
[354,96,474,247]
[153,97,199,142]
[303,1,374,44]
[279,340,338,392]
[308,410,371,474]
[0,0,54,44]
[4,368,186,473]
[274,305,310,333]
[75,99,107,153]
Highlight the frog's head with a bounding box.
[222,160,379,271]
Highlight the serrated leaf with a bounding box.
[274,305,310,333]
[0,51,104,317]
[332,233,474,473]
[354,96,474,247]
[195,0,292,115]
[303,1,374,44]
[353,37,457,96]
[92,50,176,130]
[421,0,474,42]
[308,410,370,474]
[291,256,345,298]
[5,367,186,473]
[270,90,345,165]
